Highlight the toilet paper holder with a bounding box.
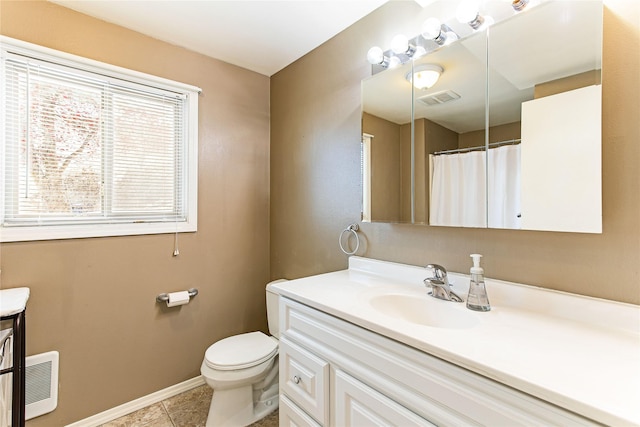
[156,288,198,303]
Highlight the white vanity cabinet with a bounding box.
[278,296,599,427]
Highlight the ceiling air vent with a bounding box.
[418,90,461,106]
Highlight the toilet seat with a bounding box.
[205,331,277,371]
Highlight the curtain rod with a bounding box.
[433,138,521,156]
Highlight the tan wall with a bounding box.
[362,113,402,222]
[460,122,521,149]
[271,0,640,305]
[487,122,521,145]
[424,119,458,155]
[413,119,427,224]
[458,128,486,149]
[535,70,602,98]
[400,122,412,222]
[0,1,271,425]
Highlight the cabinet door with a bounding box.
[520,85,602,233]
[279,395,322,427]
[280,336,329,425]
[333,369,436,427]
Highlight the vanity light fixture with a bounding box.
[407,64,443,90]
[456,0,494,30]
[367,34,422,70]
[422,17,459,46]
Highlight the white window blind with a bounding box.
[1,37,199,242]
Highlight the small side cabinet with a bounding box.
[0,287,30,427]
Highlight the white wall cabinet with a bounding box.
[278,296,599,427]
[520,85,602,233]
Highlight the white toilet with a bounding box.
[200,279,286,427]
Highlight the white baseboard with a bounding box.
[65,376,206,427]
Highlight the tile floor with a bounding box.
[99,385,279,427]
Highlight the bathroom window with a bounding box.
[0,37,200,242]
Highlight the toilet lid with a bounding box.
[205,331,278,371]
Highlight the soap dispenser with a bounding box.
[466,254,490,312]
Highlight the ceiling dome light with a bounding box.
[407,64,443,90]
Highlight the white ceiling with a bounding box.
[49,0,391,76]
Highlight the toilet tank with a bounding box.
[266,279,287,338]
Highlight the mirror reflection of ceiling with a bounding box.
[362,0,602,134]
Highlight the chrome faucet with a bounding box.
[424,264,463,302]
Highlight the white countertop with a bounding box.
[271,257,640,426]
[0,287,30,317]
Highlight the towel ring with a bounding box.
[339,224,360,255]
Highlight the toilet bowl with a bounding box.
[200,279,286,427]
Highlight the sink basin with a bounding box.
[369,294,479,329]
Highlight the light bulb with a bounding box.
[457,0,480,24]
[457,0,492,30]
[391,34,409,55]
[482,15,495,27]
[366,46,384,65]
[413,46,427,59]
[422,18,442,41]
[443,30,459,45]
[388,56,402,69]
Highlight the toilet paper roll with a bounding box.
[166,291,190,307]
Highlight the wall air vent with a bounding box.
[25,351,59,420]
[418,90,461,106]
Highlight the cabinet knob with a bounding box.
[293,375,301,384]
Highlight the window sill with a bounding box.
[0,221,197,243]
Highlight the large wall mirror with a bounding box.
[362,0,603,233]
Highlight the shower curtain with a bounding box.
[487,145,521,229]
[430,150,486,227]
[430,144,521,228]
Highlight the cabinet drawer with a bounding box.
[279,336,329,425]
[334,369,436,427]
[279,395,322,427]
